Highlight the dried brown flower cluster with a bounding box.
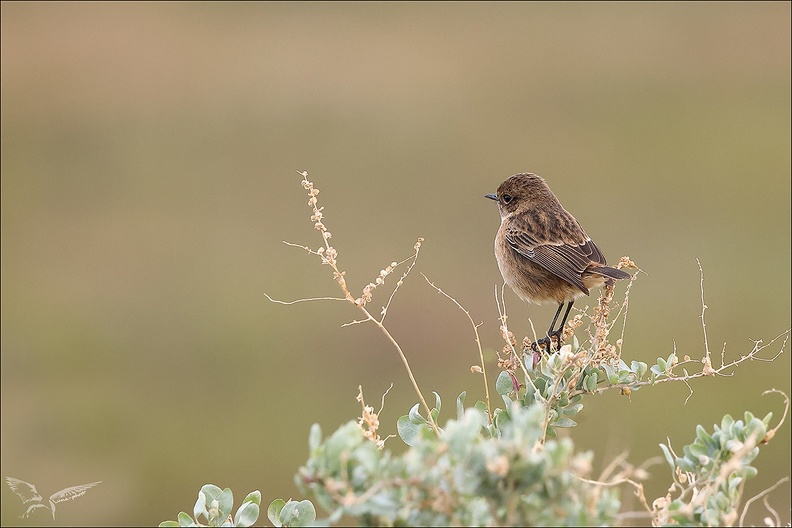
[289,172,439,435]
[356,385,391,449]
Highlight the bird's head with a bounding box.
[485,173,555,218]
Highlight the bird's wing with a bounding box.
[49,481,101,504]
[5,477,42,504]
[504,216,606,294]
[20,503,50,519]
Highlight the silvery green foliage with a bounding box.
[267,498,317,528]
[495,339,654,440]
[657,412,773,527]
[395,340,656,447]
[297,402,620,527]
[159,485,264,527]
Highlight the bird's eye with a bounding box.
[502,194,512,204]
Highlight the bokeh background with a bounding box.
[2,2,790,526]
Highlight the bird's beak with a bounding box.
[485,193,498,201]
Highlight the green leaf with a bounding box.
[495,371,515,396]
[193,490,208,522]
[200,485,223,508]
[677,456,696,472]
[242,490,261,506]
[631,361,648,379]
[721,414,735,431]
[666,352,676,369]
[561,403,583,416]
[407,403,426,424]
[585,372,598,392]
[494,407,511,431]
[696,424,717,450]
[158,522,180,528]
[552,417,577,428]
[656,357,667,372]
[234,501,260,527]
[177,511,193,527]
[456,391,466,420]
[201,484,222,496]
[267,499,285,527]
[280,500,316,528]
[216,488,234,522]
[397,414,425,446]
[744,417,767,442]
[602,364,618,384]
[433,391,442,413]
[659,443,675,469]
[728,476,744,493]
[687,441,709,459]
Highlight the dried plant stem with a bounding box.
[739,476,789,527]
[376,317,439,433]
[585,329,790,396]
[269,171,440,436]
[330,252,440,435]
[697,258,714,373]
[494,285,538,391]
[584,260,789,397]
[422,273,492,424]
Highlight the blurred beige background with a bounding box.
[1,2,789,526]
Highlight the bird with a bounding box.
[486,172,630,351]
[5,476,101,520]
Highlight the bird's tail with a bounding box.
[590,266,631,283]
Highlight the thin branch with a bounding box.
[739,476,790,526]
[341,318,369,327]
[368,310,441,435]
[283,240,321,255]
[575,475,652,513]
[697,258,715,374]
[275,171,440,436]
[264,293,347,304]
[422,273,492,424]
[599,451,630,482]
[379,383,394,414]
[589,329,790,395]
[682,377,694,405]
[527,318,539,347]
[380,248,422,323]
[763,495,780,527]
[761,389,790,444]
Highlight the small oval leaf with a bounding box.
[267,499,285,527]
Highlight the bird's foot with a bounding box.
[528,331,566,366]
[533,331,564,352]
[529,337,551,366]
[549,329,565,349]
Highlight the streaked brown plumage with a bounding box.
[486,172,630,350]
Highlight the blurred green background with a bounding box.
[1,2,789,526]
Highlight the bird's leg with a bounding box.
[548,301,574,348]
[534,302,565,351]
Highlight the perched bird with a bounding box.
[5,476,101,520]
[486,172,630,350]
